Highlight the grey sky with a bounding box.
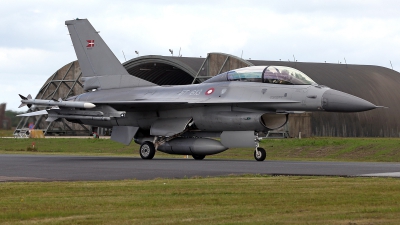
[1,0,400,110]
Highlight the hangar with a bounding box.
[15,52,400,137]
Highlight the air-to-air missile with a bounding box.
[18,94,95,109]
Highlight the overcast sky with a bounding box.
[1,0,400,110]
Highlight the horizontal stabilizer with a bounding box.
[46,117,58,122]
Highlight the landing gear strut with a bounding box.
[254,133,266,161]
[140,141,155,159]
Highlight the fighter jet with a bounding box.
[18,19,381,161]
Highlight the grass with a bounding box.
[1,137,400,162]
[0,138,134,155]
[1,137,400,224]
[1,176,400,224]
[0,130,13,137]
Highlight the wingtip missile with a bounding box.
[18,94,96,109]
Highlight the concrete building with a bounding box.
[0,103,11,130]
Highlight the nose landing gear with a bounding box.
[254,133,266,161]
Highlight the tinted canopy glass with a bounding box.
[263,66,316,85]
[203,66,316,85]
[227,66,264,82]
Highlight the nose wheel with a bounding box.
[254,147,266,161]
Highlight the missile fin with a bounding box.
[19,94,27,100]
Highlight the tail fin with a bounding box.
[65,19,155,91]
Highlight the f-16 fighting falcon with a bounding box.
[18,19,381,161]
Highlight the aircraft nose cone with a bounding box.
[322,89,376,112]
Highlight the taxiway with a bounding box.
[1,154,400,181]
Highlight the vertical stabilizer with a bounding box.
[65,19,155,90]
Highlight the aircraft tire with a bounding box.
[192,154,206,160]
[254,148,266,161]
[140,141,155,159]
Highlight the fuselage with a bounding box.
[66,79,375,133]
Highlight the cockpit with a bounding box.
[203,66,316,85]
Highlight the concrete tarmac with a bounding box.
[1,154,400,181]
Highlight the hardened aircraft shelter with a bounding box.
[15,52,400,137]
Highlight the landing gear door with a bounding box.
[150,117,192,137]
[220,131,255,148]
[111,126,139,145]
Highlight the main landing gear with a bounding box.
[254,133,266,161]
[139,141,156,159]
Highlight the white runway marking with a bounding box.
[359,172,400,177]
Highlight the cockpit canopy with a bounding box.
[203,66,316,85]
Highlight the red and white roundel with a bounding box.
[205,88,215,95]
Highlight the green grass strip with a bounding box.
[2,137,400,162]
[1,176,400,224]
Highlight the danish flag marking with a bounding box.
[205,88,215,95]
[86,40,94,48]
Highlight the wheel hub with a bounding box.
[141,145,150,157]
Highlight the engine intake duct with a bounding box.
[260,113,288,130]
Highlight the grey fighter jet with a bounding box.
[18,19,381,161]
